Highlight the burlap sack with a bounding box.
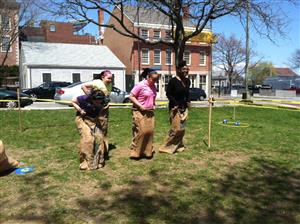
[0,140,19,173]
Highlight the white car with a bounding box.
[54,82,131,105]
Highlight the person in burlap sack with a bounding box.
[0,140,19,173]
[81,70,113,159]
[129,68,160,160]
[159,61,191,154]
[72,89,108,170]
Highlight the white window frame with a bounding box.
[1,36,12,52]
[0,15,12,31]
[49,24,56,32]
[153,30,161,40]
[141,48,150,65]
[72,73,81,83]
[184,50,191,65]
[199,74,207,89]
[165,49,173,65]
[141,29,149,40]
[153,49,161,65]
[165,30,172,41]
[200,51,206,66]
[42,73,52,83]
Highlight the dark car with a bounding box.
[22,81,71,100]
[0,89,33,108]
[189,88,207,101]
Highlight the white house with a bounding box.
[19,42,126,90]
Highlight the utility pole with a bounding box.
[244,0,251,100]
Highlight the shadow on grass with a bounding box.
[74,158,300,224]
[0,168,17,177]
[2,158,300,224]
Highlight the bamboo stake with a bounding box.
[208,96,213,148]
[17,88,23,132]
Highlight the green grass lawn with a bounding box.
[0,107,299,224]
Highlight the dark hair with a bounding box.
[140,68,158,79]
[90,89,105,100]
[93,70,111,80]
[93,73,102,80]
[178,60,187,69]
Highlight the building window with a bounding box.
[1,15,11,30]
[42,73,52,83]
[141,48,149,65]
[199,75,206,89]
[154,49,161,65]
[1,36,11,52]
[164,74,173,90]
[166,49,172,65]
[49,24,56,32]
[153,30,161,39]
[141,29,149,39]
[72,73,81,83]
[190,74,197,88]
[165,30,172,41]
[200,51,206,66]
[184,51,191,65]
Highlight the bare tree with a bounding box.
[0,0,40,67]
[213,33,260,91]
[40,0,296,76]
[289,49,300,70]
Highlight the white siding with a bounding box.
[22,67,126,91]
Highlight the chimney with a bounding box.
[182,6,189,20]
[98,9,104,44]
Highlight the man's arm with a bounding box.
[166,79,178,107]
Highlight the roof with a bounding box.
[21,42,126,69]
[121,6,195,27]
[273,68,298,77]
[0,0,19,9]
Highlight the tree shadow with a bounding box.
[1,158,299,224]
[74,158,300,224]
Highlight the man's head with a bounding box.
[90,89,106,106]
[178,60,189,77]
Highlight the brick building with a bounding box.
[104,6,212,98]
[0,0,19,66]
[21,20,97,45]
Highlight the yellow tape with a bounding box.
[0,97,299,112]
[253,98,300,105]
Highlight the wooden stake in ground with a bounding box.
[208,96,213,148]
[17,88,23,132]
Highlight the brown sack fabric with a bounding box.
[75,116,107,170]
[130,109,155,159]
[0,140,19,173]
[159,108,188,154]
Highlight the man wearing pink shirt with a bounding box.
[129,68,160,160]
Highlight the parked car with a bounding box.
[22,81,72,100]
[189,88,207,101]
[0,89,33,108]
[54,82,130,104]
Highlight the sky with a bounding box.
[77,1,300,73]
